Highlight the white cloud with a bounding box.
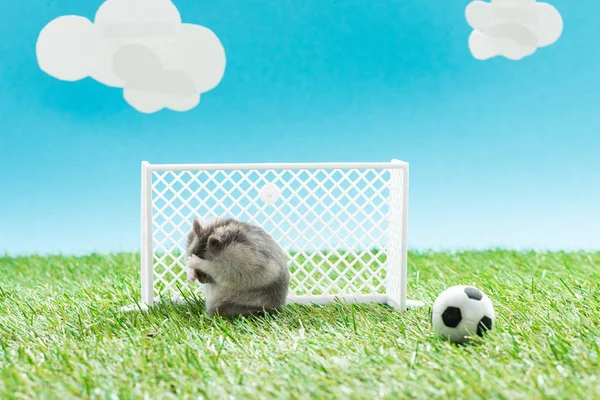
[36,0,226,113]
[465,0,563,60]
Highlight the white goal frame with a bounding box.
[123,160,424,312]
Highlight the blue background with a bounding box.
[1,0,598,255]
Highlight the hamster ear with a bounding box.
[192,217,203,237]
[208,235,221,249]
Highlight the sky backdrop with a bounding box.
[1,0,599,255]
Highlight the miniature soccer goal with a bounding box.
[124,160,423,312]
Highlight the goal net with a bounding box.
[134,160,419,312]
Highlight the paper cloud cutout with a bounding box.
[36,0,226,113]
[465,0,563,60]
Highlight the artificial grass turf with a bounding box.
[0,250,598,399]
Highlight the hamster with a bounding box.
[185,216,290,318]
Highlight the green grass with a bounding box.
[1,251,599,399]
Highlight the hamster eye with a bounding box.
[194,237,208,258]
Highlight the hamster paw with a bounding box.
[186,267,197,283]
[187,254,201,267]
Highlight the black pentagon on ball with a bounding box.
[441,306,462,328]
[477,316,493,336]
[464,287,483,301]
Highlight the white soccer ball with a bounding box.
[431,285,495,344]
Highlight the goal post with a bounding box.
[124,160,424,312]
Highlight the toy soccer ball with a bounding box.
[431,285,495,344]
